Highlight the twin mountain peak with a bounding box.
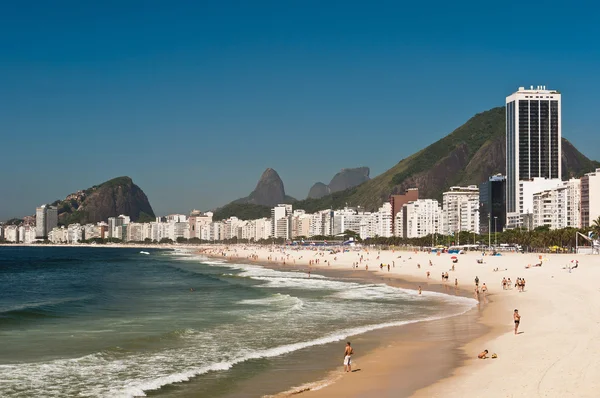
[232,167,371,208]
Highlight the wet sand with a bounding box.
[194,253,488,398]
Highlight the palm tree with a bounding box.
[592,217,600,239]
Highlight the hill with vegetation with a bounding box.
[48,176,155,225]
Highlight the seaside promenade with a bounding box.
[200,244,600,398]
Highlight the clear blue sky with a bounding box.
[1,1,599,220]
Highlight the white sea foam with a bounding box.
[238,293,304,312]
[127,303,475,396]
[0,293,475,398]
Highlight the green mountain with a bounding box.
[215,106,599,219]
[50,176,155,225]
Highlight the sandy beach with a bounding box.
[198,244,600,398]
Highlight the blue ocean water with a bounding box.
[0,246,475,397]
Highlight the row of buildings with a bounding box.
[2,167,598,245]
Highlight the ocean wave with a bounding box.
[117,305,476,396]
[238,293,304,312]
[0,296,94,317]
[203,260,325,280]
[251,276,356,291]
[0,297,476,398]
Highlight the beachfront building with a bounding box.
[507,178,564,229]
[3,225,19,242]
[389,188,419,235]
[18,225,37,243]
[531,179,582,230]
[581,168,600,227]
[332,207,367,237]
[291,211,311,238]
[48,226,68,243]
[505,86,562,228]
[565,178,582,228]
[442,186,480,235]
[307,209,333,237]
[127,222,144,242]
[532,186,568,230]
[374,202,393,238]
[108,215,130,239]
[271,204,292,239]
[35,204,58,238]
[188,210,213,239]
[67,223,84,243]
[396,199,442,238]
[222,217,241,240]
[479,175,506,234]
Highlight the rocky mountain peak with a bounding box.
[307,167,371,199]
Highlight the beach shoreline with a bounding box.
[196,245,495,398]
[196,244,600,398]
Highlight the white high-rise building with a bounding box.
[442,186,480,235]
[127,223,144,242]
[374,202,393,238]
[3,225,19,242]
[531,180,582,230]
[271,204,292,239]
[36,205,58,238]
[565,178,581,228]
[67,224,84,243]
[397,199,442,238]
[581,168,600,227]
[506,86,562,224]
[332,207,368,237]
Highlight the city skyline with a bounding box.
[2,2,600,220]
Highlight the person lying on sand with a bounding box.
[478,350,489,359]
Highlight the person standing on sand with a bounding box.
[475,276,479,287]
[514,309,521,334]
[344,342,354,372]
[455,278,458,288]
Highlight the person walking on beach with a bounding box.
[481,283,488,302]
[514,309,521,335]
[343,342,354,372]
[475,276,479,287]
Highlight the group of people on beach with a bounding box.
[501,277,512,290]
[515,277,526,291]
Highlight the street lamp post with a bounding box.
[488,213,491,249]
[494,216,498,247]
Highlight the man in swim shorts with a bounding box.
[514,309,521,335]
[344,342,354,372]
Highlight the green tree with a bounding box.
[592,217,600,239]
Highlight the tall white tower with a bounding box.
[505,85,562,215]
